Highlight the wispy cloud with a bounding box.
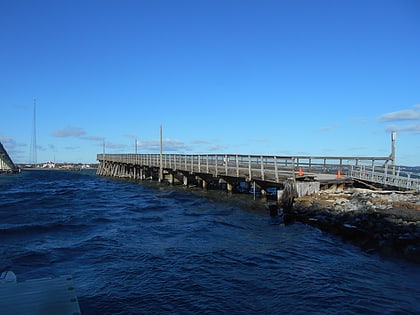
[318,126,332,132]
[13,103,29,110]
[0,137,26,150]
[82,135,105,141]
[106,142,128,150]
[378,105,420,122]
[318,122,340,132]
[190,139,230,152]
[53,126,87,138]
[65,146,80,150]
[0,136,15,145]
[136,139,191,152]
[191,139,212,145]
[36,145,48,152]
[385,124,420,134]
[0,136,27,162]
[379,104,420,135]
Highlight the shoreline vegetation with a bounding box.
[286,188,420,263]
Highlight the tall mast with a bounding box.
[30,99,37,165]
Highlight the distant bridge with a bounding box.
[0,142,19,173]
[97,153,419,193]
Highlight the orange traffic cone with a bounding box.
[298,167,303,176]
[337,169,341,179]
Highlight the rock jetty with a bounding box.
[285,188,420,263]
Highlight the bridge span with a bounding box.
[96,153,420,197]
[0,142,19,173]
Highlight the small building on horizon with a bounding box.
[42,161,56,168]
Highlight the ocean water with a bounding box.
[0,170,419,314]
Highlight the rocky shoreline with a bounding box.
[285,188,420,263]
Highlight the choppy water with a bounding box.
[0,170,419,314]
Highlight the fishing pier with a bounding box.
[96,153,420,205]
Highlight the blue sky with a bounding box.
[1,0,419,165]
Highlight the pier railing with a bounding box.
[96,154,420,190]
[350,165,420,191]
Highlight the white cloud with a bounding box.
[386,124,420,134]
[379,104,420,135]
[53,126,87,138]
[378,105,420,122]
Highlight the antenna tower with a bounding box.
[29,99,37,165]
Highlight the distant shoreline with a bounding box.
[21,167,97,171]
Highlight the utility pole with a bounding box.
[391,131,396,175]
[30,99,37,166]
[102,139,106,159]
